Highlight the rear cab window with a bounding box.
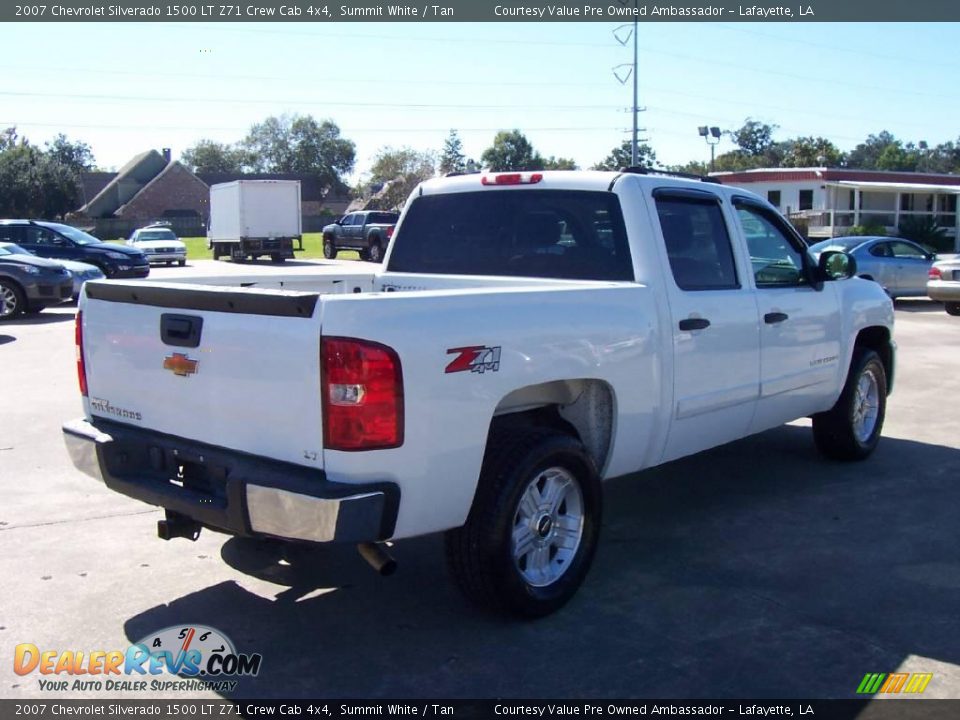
[387,190,634,281]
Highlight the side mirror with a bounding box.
[819,250,856,281]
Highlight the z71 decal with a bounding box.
[445,346,502,374]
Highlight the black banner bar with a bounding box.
[3,700,960,720]
[3,1,960,23]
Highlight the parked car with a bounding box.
[0,220,149,279]
[808,236,936,298]
[927,256,960,315]
[0,242,104,301]
[0,241,73,319]
[127,225,188,266]
[322,211,399,262]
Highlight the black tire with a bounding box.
[812,348,887,461]
[323,236,337,259]
[368,241,384,263]
[359,248,371,261]
[270,254,285,263]
[178,260,186,267]
[445,427,602,618]
[945,302,960,316]
[0,279,26,320]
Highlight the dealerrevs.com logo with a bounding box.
[14,625,262,693]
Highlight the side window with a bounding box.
[798,189,814,211]
[24,227,61,246]
[735,203,808,288]
[655,195,739,291]
[0,226,26,244]
[889,241,927,259]
[869,243,893,258]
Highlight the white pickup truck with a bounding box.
[63,170,895,617]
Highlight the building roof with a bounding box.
[713,167,960,187]
[80,149,170,217]
[825,180,960,194]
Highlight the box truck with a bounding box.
[207,180,304,262]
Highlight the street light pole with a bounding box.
[698,125,721,173]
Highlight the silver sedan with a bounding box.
[927,256,960,316]
[809,236,937,298]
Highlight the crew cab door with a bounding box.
[652,188,761,463]
[731,198,843,433]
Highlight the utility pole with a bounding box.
[613,6,644,167]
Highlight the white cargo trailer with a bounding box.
[207,180,303,262]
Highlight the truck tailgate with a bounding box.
[80,281,325,469]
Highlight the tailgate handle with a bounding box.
[161,314,203,348]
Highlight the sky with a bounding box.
[4,21,960,182]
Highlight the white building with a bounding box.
[713,168,960,250]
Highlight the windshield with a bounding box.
[0,242,29,256]
[42,223,100,246]
[809,238,865,253]
[387,190,633,281]
[136,230,177,241]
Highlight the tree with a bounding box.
[361,147,436,211]
[439,130,467,174]
[543,156,578,170]
[481,130,543,171]
[728,119,778,157]
[181,139,248,173]
[779,136,844,168]
[0,139,80,218]
[593,140,658,170]
[846,131,903,170]
[44,134,95,173]
[242,114,355,190]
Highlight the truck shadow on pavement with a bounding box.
[123,425,960,699]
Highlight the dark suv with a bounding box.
[0,220,149,278]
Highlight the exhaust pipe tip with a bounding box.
[357,542,397,577]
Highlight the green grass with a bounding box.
[108,232,362,262]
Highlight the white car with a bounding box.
[127,226,187,266]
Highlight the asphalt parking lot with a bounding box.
[1,263,959,701]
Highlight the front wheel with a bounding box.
[945,302,960,316]
[0,279,26,320]
[322,237,337,259]
[445,427,601,618]
[812,348,887,461]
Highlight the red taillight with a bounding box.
[75,311,88,397]
[929,266,942,280]
[481,172,543,186]
[386,226,395,240]
[321,337,403,451]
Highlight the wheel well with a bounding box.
[855,326,894,394]
[489,379,615,475]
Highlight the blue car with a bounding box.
[809,236,936,298]
[0,220,149,279]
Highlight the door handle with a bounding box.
[678,317,711,331]
[764,312,789,324]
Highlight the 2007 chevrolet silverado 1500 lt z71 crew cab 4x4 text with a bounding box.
[63,170,895,618]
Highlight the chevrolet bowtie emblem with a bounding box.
[163,352,199,377]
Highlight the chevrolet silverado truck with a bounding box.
[322,210,399,262]
[63,170,895,618]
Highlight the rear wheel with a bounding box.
[178,259,186,267]
[445,427,601,618]
[0,280,25,320]
[812,348,887,461]
[323,236,337,259]
[270,254,285,263]
[945,302,960,316]
[368,241,384,263]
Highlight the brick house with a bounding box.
[74,149,353,238]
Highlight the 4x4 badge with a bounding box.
[163,352,199,377]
